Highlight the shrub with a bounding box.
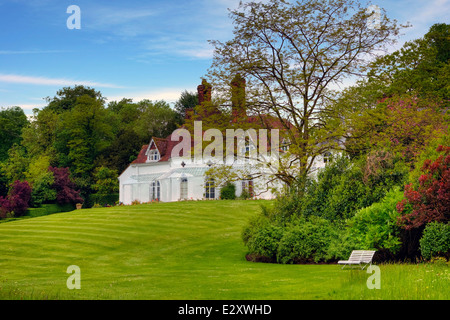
[220,182,236,200]
[0,180,32,218]
[419,222,450,260]
[299,154,407,221]
[276,217,338,264]
[90,193,119,206]
[242,215,283,262]
[347,187,404,255]
[397,145,450,230]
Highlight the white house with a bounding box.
[118,79,331,204]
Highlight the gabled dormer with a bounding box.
[145,139,161,162]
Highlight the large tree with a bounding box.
[208,0,403,189]
[0,106,29,162]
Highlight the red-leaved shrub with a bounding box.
[397,145,450,230]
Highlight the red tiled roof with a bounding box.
[132,114,294,164]
[131,144,149,164]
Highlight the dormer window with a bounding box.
[148,149,160,162]
[280,138,290,152]
[323,151,332,164]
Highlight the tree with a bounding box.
[21,107,59,159]
[48,167,83,205]
[92,166,119,195]
[134,100,181,140]
[366,23,450,106]
[0,106,29,162]
[54,95,114,178]
[0,180,32,218]
[369,95,445,165]
[25,155,56,207]
[0,144,29,186]
[174,90,198,118]
[45,85,104,114]
[208,0,403,190]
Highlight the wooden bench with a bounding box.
[338,250,376,270]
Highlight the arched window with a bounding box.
[150,180,160,200]
[180,177,188,200]
[205,177,215,199]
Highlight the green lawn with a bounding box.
[0,200,448,300]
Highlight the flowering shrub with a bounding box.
[397,145,450,230]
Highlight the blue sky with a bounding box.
[0,0,449,115]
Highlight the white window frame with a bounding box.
[148,149,160,162]
[205,177,215,199]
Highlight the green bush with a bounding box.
[242,215,283,261]
[26,203,75,217]
[90,193,119,206]
[420,222,450,260]
[220,182,236,200]
[276,217,339,263]
[346,187,403,254]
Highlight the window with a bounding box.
[323,152,332,164]
[180,178,188,200]
[280,138,290,152]
[148,149,160,162]
[205,177,215,199]
[242,178,254,198]
[150,181,160,200]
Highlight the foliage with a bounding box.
[48,167,83,205]
[90,193,119,207]
[370,95,446,164]
[54,95,114,178]
[294,154,407,221]
[366,23,450,105]
[133,100,181,141]
[20,107,59,159]
[242,214,283,262]
[419,222,450,260]
[220,182,236,200]
[277,217,339,264]
[0,181,32,218]
[174,90,198,118]
[45,85,104,114]
[397,145,450,230]
[408,128,449,187]
[208,0,403,187]
[0,106,29,162]
[92,166,119,194]
[30,171,57,207]
[0,144,29,186]
[346,187,404,255]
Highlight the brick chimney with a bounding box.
[197,79,212,104]
[231,74,246,121]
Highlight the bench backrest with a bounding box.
[348,250,376,263]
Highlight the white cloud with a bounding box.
[0,50,70,55]
[106,88,187,105]
[0,74,124,89]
